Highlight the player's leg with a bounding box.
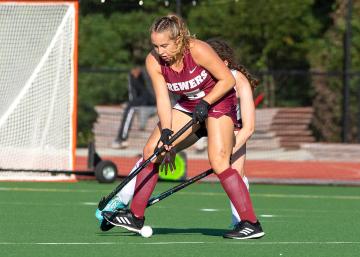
[98,122,201,232]
[129,109,195,217]
[104,109,196,231]
[194,136,207,152]
[95,157,143,231]
[229,132,249,226]
[113,120,200,208]
[225,150,263,240]
[207,116,264,239]
[95,157,143,223]
[229,175,249,226]
[107,133,200,208]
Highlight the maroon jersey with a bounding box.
[160,50,237,123]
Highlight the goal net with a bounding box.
[0,1,78,181]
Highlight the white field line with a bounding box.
[256,207,360,214]
[200,208,219,212]
[251,193,360,200]
[0,241,360,246]
[178,192,360,201]
[0,186,359,201]
[0,187,105,193]
[0,201,356,216]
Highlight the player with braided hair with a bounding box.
[98,14,264,239]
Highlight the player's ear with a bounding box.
[224,60,229,67]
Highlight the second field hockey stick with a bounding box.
[98,119,195,210]
[147,168,214,207]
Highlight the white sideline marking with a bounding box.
[1,186,360,200]
[252,193,360,200]
[0,242,115,245]
[0,201,355,217]
[260,214,276,218]
[0,187,103,193]
[200,208,219,212]
[1,241,360,246]
[0,201,101,207]
[225,241,360,245]
[140,242,206,245]
[257,207,360,214]
[82,202,97,206]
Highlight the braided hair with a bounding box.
[206,38,259,90]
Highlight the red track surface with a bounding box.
[75,156,360,184]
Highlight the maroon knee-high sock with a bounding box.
[130,162,159,218]
[217,167,257,223]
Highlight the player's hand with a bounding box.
[160,149,176,175]
[193,99,210,123]
[158,128,173,151]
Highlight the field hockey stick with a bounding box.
[98,119,195,210]
[147,168,214,207]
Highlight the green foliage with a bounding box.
[309,0,360,142]
[76,0,360,144]
[77,8,167,145]
[187,0,322,106]
[189,0,320,68]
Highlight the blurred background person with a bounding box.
[112,65,156,149]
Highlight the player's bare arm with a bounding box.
[146,52,172,130]
[190,39,235,105]
[234,71,255,150]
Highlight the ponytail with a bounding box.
[233,64,259,90]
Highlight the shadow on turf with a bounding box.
[96,228,228,237]
[153,228,227,237]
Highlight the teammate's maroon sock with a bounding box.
[217,167,257,223]
[130,162,159,219]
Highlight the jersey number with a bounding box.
[184,89,205,100]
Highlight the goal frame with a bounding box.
[0,0,79,178]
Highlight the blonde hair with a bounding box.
[150,14,193,62]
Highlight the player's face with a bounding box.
[151,31,178,62]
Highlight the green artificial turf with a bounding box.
[0,181,359,257]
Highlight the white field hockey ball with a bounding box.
[140,226,153,238]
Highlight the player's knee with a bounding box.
[209,149,231,173]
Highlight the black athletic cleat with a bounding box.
[102,209,144,232]
[223,220,265,239]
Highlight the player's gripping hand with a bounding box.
[193,99,210,123]
[157,128,173,151]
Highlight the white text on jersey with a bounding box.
[167,70,208,92]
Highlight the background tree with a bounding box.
[309,0,360,142]
[76,0,360,145]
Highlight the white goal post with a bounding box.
[0,0,78,181]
